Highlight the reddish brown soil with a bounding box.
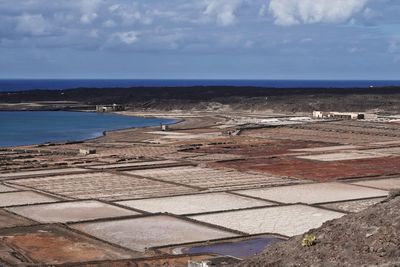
[241,127,399,145]
[211,156,400,182]
[238,194,400,267]
[0,225,135,264]
[197,140,335,157]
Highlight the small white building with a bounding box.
[161,124,169,131]
[313,111,327,119]
[313,111,365,120]
[79,149,96,155]
[96,104,125,112]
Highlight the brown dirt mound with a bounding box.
[238,193,400,267]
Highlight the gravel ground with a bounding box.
[237,193,400,267]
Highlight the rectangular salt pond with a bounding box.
[351,177,400,190]
[0,184,17,193]
[0,168,89,180]
[9,172,198,201]
[116,192,273,215]
[89,160,179,170]
[126,166,297,191]
[297,152,385,161]
[71,215,239,252]
[8,200,140,223]
[190,205,345,237]
[0,225,137,265]
[0,191,58,207]
[236,183,388,204]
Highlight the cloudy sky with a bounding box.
[0,0,399,79]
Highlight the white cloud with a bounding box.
[80,13,98,24]
[203,0,244,26]
[363,7,378,20]
[269,0,368,26]
[108,2,152,25]
[112,31,138,45]
[78,0,101,24]
[103,19,117,28]
[109,4,120,12]
[259,4,268,16]
[15,14,51,36]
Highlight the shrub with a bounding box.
[302,234,317,247]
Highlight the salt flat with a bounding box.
[0,184,17,193]
[0,191,58,207]
[126,166,298,191]
[0,209,33,228]
[0,225,137,264]
[236,183,388,204]
[297,152,386,161]
[117,192,273,215]
[360,147,400,156]
[8,200,140,223]
[190,205,345,236]
[147,131,220,140]
[89,160,178,170]
[291,145,359,152]
[9,172,198,201]
[187,153,244,161]
[351,177,400,190]
[0,168,89,180]
[71,215,239,252]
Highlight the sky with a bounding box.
[0,0,399,79]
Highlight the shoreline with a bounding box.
[90,111,184,143]
[0,110,182,149]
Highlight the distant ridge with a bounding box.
[1,79,400,92]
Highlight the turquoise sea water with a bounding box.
[0,111,176,147]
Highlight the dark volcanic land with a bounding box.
[1,86,400,113]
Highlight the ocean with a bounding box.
[1,79,400,92]
[0,111,176,147]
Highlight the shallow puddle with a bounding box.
[180,237,285,258]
